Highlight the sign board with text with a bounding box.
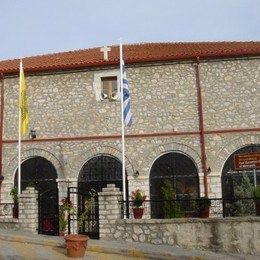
[234,152,260,170]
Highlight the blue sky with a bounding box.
[0,0,259,61]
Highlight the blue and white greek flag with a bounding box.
[122,62,132,127]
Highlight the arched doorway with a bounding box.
[221,144,260,216]
[150,152,199,218]
[77,154,128,239]
[14,156,59,235]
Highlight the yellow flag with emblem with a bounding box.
[19,60,29,135]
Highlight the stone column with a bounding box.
[57,178,68,202]
[98,184,122,239]
[19,187,38,234]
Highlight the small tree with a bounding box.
[229,174,254,216]
[77,198,92,231]
[10,186,19,218]
[59,198,74,234]
[161,180,184,218]
[10,187,18,204]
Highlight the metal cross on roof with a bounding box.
[100,46,111,61]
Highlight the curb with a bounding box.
[87,245,178,260]
[2,232,257,260]
[0,234,201,259]
[0,234,64,248]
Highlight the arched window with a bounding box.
[150,152,199,218]
[14,156,57,192]
[78,154,127,192]
[221,144,260,216]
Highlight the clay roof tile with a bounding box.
[0,42,259,74]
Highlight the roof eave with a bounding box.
[1,52,259,76]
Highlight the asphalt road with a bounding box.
[0,240,147,260]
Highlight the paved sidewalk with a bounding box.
[0,228,259,259]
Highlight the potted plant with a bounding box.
[10,186,18,218]
[253,186,260,216]
[59,198,74,236]
[131,189,147,219]
[77,199,92,231]
[196,197,211,218]
[61,197,89,258]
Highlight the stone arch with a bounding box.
[8,148,64,181]
[72,145,135,178]
[144,141,202,175]
[149,149,200,218]
[214,134,260,173]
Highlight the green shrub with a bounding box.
[10,187,18,204]
[230,174,255,216]
[161,180,184,218]
[253,186,260,199]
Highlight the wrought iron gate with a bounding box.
[13,156,59,235]
[75,154,128,239]
[68,187,99,239]
[38,188,59,235]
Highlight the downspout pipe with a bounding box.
[0,73,4,202]
[195,57,209,197]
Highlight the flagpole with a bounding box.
[120,40,127,215]
[18,60,22,195]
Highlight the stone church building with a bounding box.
[0,42,259,236]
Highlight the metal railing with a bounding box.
[120,197,259,219]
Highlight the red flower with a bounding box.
[131,189,147,208]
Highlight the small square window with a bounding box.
[93,70,120,101]
[101,76,118,101]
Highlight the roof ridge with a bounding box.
[1,42,260,74]
[1,41,260,62]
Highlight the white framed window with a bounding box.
[93,70,120,101]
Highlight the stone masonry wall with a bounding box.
[3,59,258,138]
[3,63,199,138]
[1,58,259,201]
[201,59,259,130]
[98,184,123,239]
[109,218,260,255]
[98,184,260,255]
[19,187,38,233]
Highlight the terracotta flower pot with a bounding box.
[133,208,144,219]
[198,207,210,218]
[64,234,89,258]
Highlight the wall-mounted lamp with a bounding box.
[207,167,211,174]
[29,129,36,139]
[133,170,139,178]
